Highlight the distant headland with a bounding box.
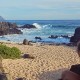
[0,16,5,21]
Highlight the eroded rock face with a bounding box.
[0,22,22,35]
[20,24,36,29]
[70,27,80,43]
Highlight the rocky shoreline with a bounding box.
[0,22,37,36]
[0,21,80,46]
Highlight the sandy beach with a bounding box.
[0,42,80,80]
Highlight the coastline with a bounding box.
[0,20,75,44]
[0,20,78,80]
[0,41,80,80]
[0,40,74,47]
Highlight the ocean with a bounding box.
[1,20,80,43]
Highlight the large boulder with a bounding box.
[23,39,30,45]
[0,22,17,30]
[0,73,7,80]
[74,27,80,36]
[20,24,36,29]
[0,22,22,35]
[70,27,80,44]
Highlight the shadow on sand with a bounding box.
[38,68,68,80]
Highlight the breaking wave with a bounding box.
[32,23,75,29]
[32,23,42,29]
[32,23,53,29]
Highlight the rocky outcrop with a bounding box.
[35,37,42,40]
[23,39,30,45]
[20,24,36,29]
[0,22,22,36]
[70,27,80,44]
[48,35,70,39]
[21,53,34,59]
[48,35,58,39]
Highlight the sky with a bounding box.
[0,0,80,20]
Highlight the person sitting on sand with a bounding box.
[59,42,80,80]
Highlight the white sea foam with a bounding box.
[42,24,52,28]
[32,23,42,29]
[43,25,48,28]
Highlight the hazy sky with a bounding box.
[0,0,80,20]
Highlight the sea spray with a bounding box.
[32,23,42,29]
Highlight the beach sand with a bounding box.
[1,42,80,80]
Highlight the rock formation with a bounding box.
[35,37,42,40]
[48,35,58,39]
[70,27,80,44]
[0,22,22,36]
[20,24,36,29]
[23,39,30,45]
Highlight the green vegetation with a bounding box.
[0,44,21,59]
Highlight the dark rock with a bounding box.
[48,35,58,39]
[0,22,17,30]
[70,36,76,43]
[0,73,7,80]
[58,79,62,80]
[0,22,22,36]
[61,35,70,39]
[22,54,30,58]
[55,43,61,46]
[70,27,80,44]
[74,27,80,36]
[7,28,22,34]
[35,37,42,40]
[16,77,26,80]
[61,43,67,45]
[66,43,75,46]
[20,24,36,29]
[48,35,71,39]
[7,40,10,41]
[0,28,22,35]
[23,39,30,45]
[21,54,34,59]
